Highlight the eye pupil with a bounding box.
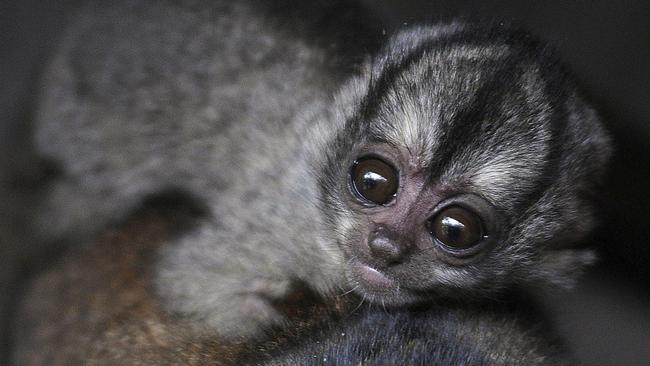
[428,206,484,250]
[351,157,398,205]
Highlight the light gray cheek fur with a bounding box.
[33,0,353,338]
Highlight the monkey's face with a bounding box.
[338,145,505,305]
[317,25,610,306]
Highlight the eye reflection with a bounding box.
[362,171,387,190]
[440,216,465,242]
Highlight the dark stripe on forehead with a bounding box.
[347,28,510,133]
[426,52,528,177]
[360,40,444,121]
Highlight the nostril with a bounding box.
[368,235,403,263]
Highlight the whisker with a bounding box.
[350,295,366,315]
[338,285,359,297]
[381,299,388,315]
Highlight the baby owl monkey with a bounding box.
[33,0,611,338]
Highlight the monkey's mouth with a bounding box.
[347,261,425,306]
[354,263,396,291]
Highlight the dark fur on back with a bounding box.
[243,303,569,366]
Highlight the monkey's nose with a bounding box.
[368,233,405,263]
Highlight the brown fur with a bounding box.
[12,206,246,365]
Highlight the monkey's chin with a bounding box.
[347,263,421,307]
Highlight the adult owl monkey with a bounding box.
[31,0,610,338]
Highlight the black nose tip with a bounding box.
[368,231,405,263]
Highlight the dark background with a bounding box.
[1,0,649,364]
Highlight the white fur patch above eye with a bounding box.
[470,157,542,202]
[379,99,439,165]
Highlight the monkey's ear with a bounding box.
[527,249,597,290]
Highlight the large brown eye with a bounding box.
[427,206,485,250]
[350,157,398,205]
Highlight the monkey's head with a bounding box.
[315,23,611,306]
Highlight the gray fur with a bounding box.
[33,0,611,338]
